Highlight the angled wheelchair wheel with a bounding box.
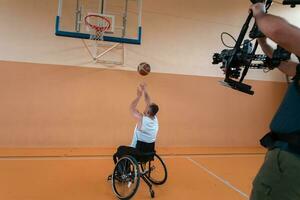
[141,154,167,185]
[112,156,140,200]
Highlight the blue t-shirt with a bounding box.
[270,82,300,151]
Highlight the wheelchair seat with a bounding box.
[134,140,156,163]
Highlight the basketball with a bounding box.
[137,62,151,76]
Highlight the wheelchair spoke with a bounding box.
[122,159,127,174]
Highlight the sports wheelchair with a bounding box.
[108,142,168,199]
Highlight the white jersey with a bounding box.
[130,116,159,148]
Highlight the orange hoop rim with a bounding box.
[84,14,111,32]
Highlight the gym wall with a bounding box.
[0,60,286,147]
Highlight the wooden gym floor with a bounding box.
[0,147,265,200]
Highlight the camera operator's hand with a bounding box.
[257,37,267,47]
[249,3,266,18]
[257,37,273,58]
[257,37,266,43]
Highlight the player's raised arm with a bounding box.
[130,86,143,119]
[140,82,151,106]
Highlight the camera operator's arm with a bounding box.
[258,37,297,76]
[250,3,300,57]
[278,61,297,77]
[257,37,273,58]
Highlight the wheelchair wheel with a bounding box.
[112,156,140,200]
[141,154,167,185]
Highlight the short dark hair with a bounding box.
[149,103,159,116]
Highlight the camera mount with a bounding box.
[212,0,298,95]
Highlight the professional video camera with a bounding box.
[212,39,267,79]
[212,0,299,95]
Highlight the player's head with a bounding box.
[146,103,159,117]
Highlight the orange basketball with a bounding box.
[138,62,151,76]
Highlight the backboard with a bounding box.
[55,0,143,45]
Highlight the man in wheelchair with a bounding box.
[109,83,167,199]
[113,82,159,164]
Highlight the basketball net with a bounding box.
[84,14,112,60]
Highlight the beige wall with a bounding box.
[0,0,299,81]
[0,61,287,147]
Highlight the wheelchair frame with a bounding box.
[109,152,167,199]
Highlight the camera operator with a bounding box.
[249,3,300,200]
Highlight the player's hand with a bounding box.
[249,3,266,18]
[137,87,143,97]
[140,82,147,91]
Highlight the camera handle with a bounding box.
[240,41,259,83]
[223,13,254,94]
[225,13,253,81]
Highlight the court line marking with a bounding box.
[0,154,264,160]
[186,156,249,200]
[0,156,112,161]
[187,154,264,158]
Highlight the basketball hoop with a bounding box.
[82,13,123,65]
[84,14,111,41]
